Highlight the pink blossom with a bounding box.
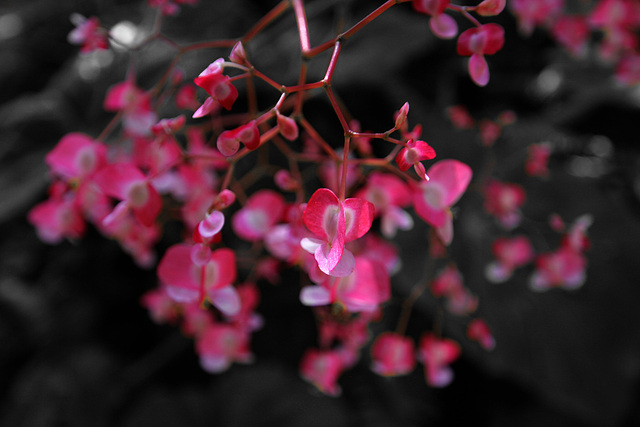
[509,0,565,35]
[529,246,587,291]
[479,119,501,146]
[457,23,505,86]
[193,58,238,112]
[355,172,413,238]
[195,323,253,373]
[93,163,162,228]
[299,348,344,396]
[446,105,475,130]
[28,191,85,244]
[525,142,552,178]
[300,188,374,277]
[140,286,180,325]
[157,244,240,315]
[412,159,473,245]
[396,139,437,181]
[483,179,526,229]
[300,256,390,313]
[485,235,534,283]
[175,84,201,111]
[418,333,460,387]
[232,189,286,241]
[431,264,477,315]
[412,0,458,39]
[216,120,260,156]
[552,16,590,58]
[467,318,495,350]
[370,332,416,376]
[104,80,157,136]
[45,133,107,180]
[67,14,109,53]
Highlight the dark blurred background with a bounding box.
[1,0,640,426]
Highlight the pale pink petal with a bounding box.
[300,285,332,306]
[342,198,375,242]
[157,243,199,291]
[469,53,490,86]
[209,285,241,316]
[198,210,225,238]
[328,248,355,278]
[427,160,473,207]
[209,248,237,289]
[429,13,458,39]
[300,237,323,254]
[192,97,219,119]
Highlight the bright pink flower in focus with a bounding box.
[457,23,505,86]
[301,188,374,277]
[67,14,109,53]
[157,244,240,315]
[370,332,416,376]
[412,0,458,39]
[467,318,495,350]
[93,163,162,228]
[418,333,460,387]
[413,159,473,245]
[194,58,238,112]
[485,235,534,283]
[195,322,253,373]
[216,120,260,156]
[232,189,286,241]
[300,256,390,313]
[299,348,344,396]
[396,139,437,181]
[483,179,526,229]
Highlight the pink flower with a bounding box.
[483,179,526,229]
[456,23,505,86]
[28,191,85,244]
[418,333,460,387]
[67,14,109,53]
[525,142,552,178]
[300,256,390,313]
[157,244,240,315]
[509,0,564,36]
[396,139,437,181]
[485,235,534,283]
[140,285,180,325]
[104,80,157,136]
[232,189,286,241]
[412,0,458,39]
[299,348,344,396]
[530,246,587,291]
[431,264,477,315]
[355,172,413,238]
[216,120,260,156]
[412,159,473,245]
[193,58,238,113]
[195,322,253,373]
[552,16,590,58]
[301,188,374,277]
[370,332,416,376]
[45,133,107,180]
[446,105,475,130]
[467,318,495,350]
[93,163,162,228]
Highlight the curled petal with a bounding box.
[429,13,458,39]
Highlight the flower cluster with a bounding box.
[28,0,599,398]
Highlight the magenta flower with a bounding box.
[195,322,253,373]
[413,159,473,245]
[418,333,461,388]
[529,247,587,291]
[370,332,416,377]
[485,235,534,283]
[467,318,495,351]
[232,189,286,241]
[157,244,240,315]
[395,139,437,181]
[93,163,162,228]
[300,256,390,313]
[216,120,260,156]
[67,14,109,53]
[45,132,107,180]
[299,348,344,396]
[412,0,458,39]
[483,179,526,230]
[301,188,374,277]
[193,58,238,113]
[456,23,505,86]
[104,80,157,136]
